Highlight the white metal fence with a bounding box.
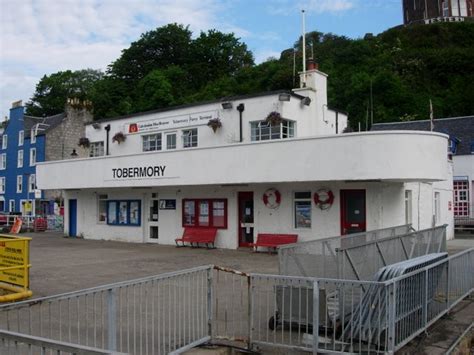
[278,225,446,280]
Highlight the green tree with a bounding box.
[26,69,103,116]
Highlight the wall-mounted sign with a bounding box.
[126,110,218,134]
[111,165,166,180]
[159,199,176,210]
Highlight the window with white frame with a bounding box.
[0,153,6,170]
[294,191,312,229]
[17,150,23,168]
[405,190,412,225]
[142,134,162,152]
[28,174,36,192]
[30,148,36,166]
[166,133,176,150]
[0,177,5,194]
[89,141,105,157]
[182,129,197,148]
[16,175,23,193]
[2,135,7,149]
[9,200,15,213]
[31,127,36,143]
[18,131,24,146]
[97,194,108,223]
[454,180,470,217]
[251,120,295,141]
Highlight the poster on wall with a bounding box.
[295,202,311,228]
[108,202,117,224]
[130,201,140,224]
[119,202,128,224]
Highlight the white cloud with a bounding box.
[0,0,228,118]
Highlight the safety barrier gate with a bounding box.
[0,235,32,302]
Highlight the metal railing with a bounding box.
[0,214,63,232]
[0,249,471,354]
[0,329,125,354]
[0,265,212,354]
[278,225,446,281]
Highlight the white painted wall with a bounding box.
[37,131,449,191]
[65,180,452,248]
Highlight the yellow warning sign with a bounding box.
[0,236,30,288]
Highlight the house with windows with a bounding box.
[36,64,454,247]
[372,116,474,223]
[0,99,92,215]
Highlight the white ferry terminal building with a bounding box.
[37,65,454,248]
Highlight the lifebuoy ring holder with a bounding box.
[263,188,281,209]
[314,189,334,210]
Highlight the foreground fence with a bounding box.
[278,224,446,280]
[0,248,472,354]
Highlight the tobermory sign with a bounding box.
[112,166,166,179]
[126,110,218,134]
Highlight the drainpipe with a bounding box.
[237,104,245,142]
[105,124,111,155]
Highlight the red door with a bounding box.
[340,190,366,235]
[238,192,254,247]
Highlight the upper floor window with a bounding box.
[182,129,198,148]
[17,150,23,168]
[89,141,104,157]
[18,131,24,146]
[2,135,7,149]
[31,128,36,144]
[142,133,162,152]
[16,175,23,193]
[28,174,36,193]
[0,177,5,194]
[0,153,6,170]
[30,148,36,166]
[251,120,295,141]
[166,133,177,150]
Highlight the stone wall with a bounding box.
[44,99,93,200]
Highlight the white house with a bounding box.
[373,116,473,227]
[36,66,454,248]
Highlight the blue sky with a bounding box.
[0,0,402,119]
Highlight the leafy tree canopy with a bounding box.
[26,22,474,128]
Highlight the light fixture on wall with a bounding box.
[71,149,78,157]
[221,102,233,109]
[278,93,291,101]
[301,97,311,106]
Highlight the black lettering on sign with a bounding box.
[112,166,167,179]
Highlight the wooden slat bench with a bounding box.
[175,227,218,249]
[251,233,298,253]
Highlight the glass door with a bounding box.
[147,193,159,242]
[238,192,254,247]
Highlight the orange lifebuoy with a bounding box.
[263,188,281,209]
[314,189,334,210]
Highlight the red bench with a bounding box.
[175,227,218,249]
[251,233,298,253]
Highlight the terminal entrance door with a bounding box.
[340,190,366,235]
[147,193,159,242]
[238,192,254,247]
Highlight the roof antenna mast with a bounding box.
[301,9,306,87]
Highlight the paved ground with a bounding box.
[8,230,474,298]
[24,232,279,298]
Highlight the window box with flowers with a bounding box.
[207,118,222,133]
[78,137,90,149]
[112,132,126,144]
[265,111,283,126]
